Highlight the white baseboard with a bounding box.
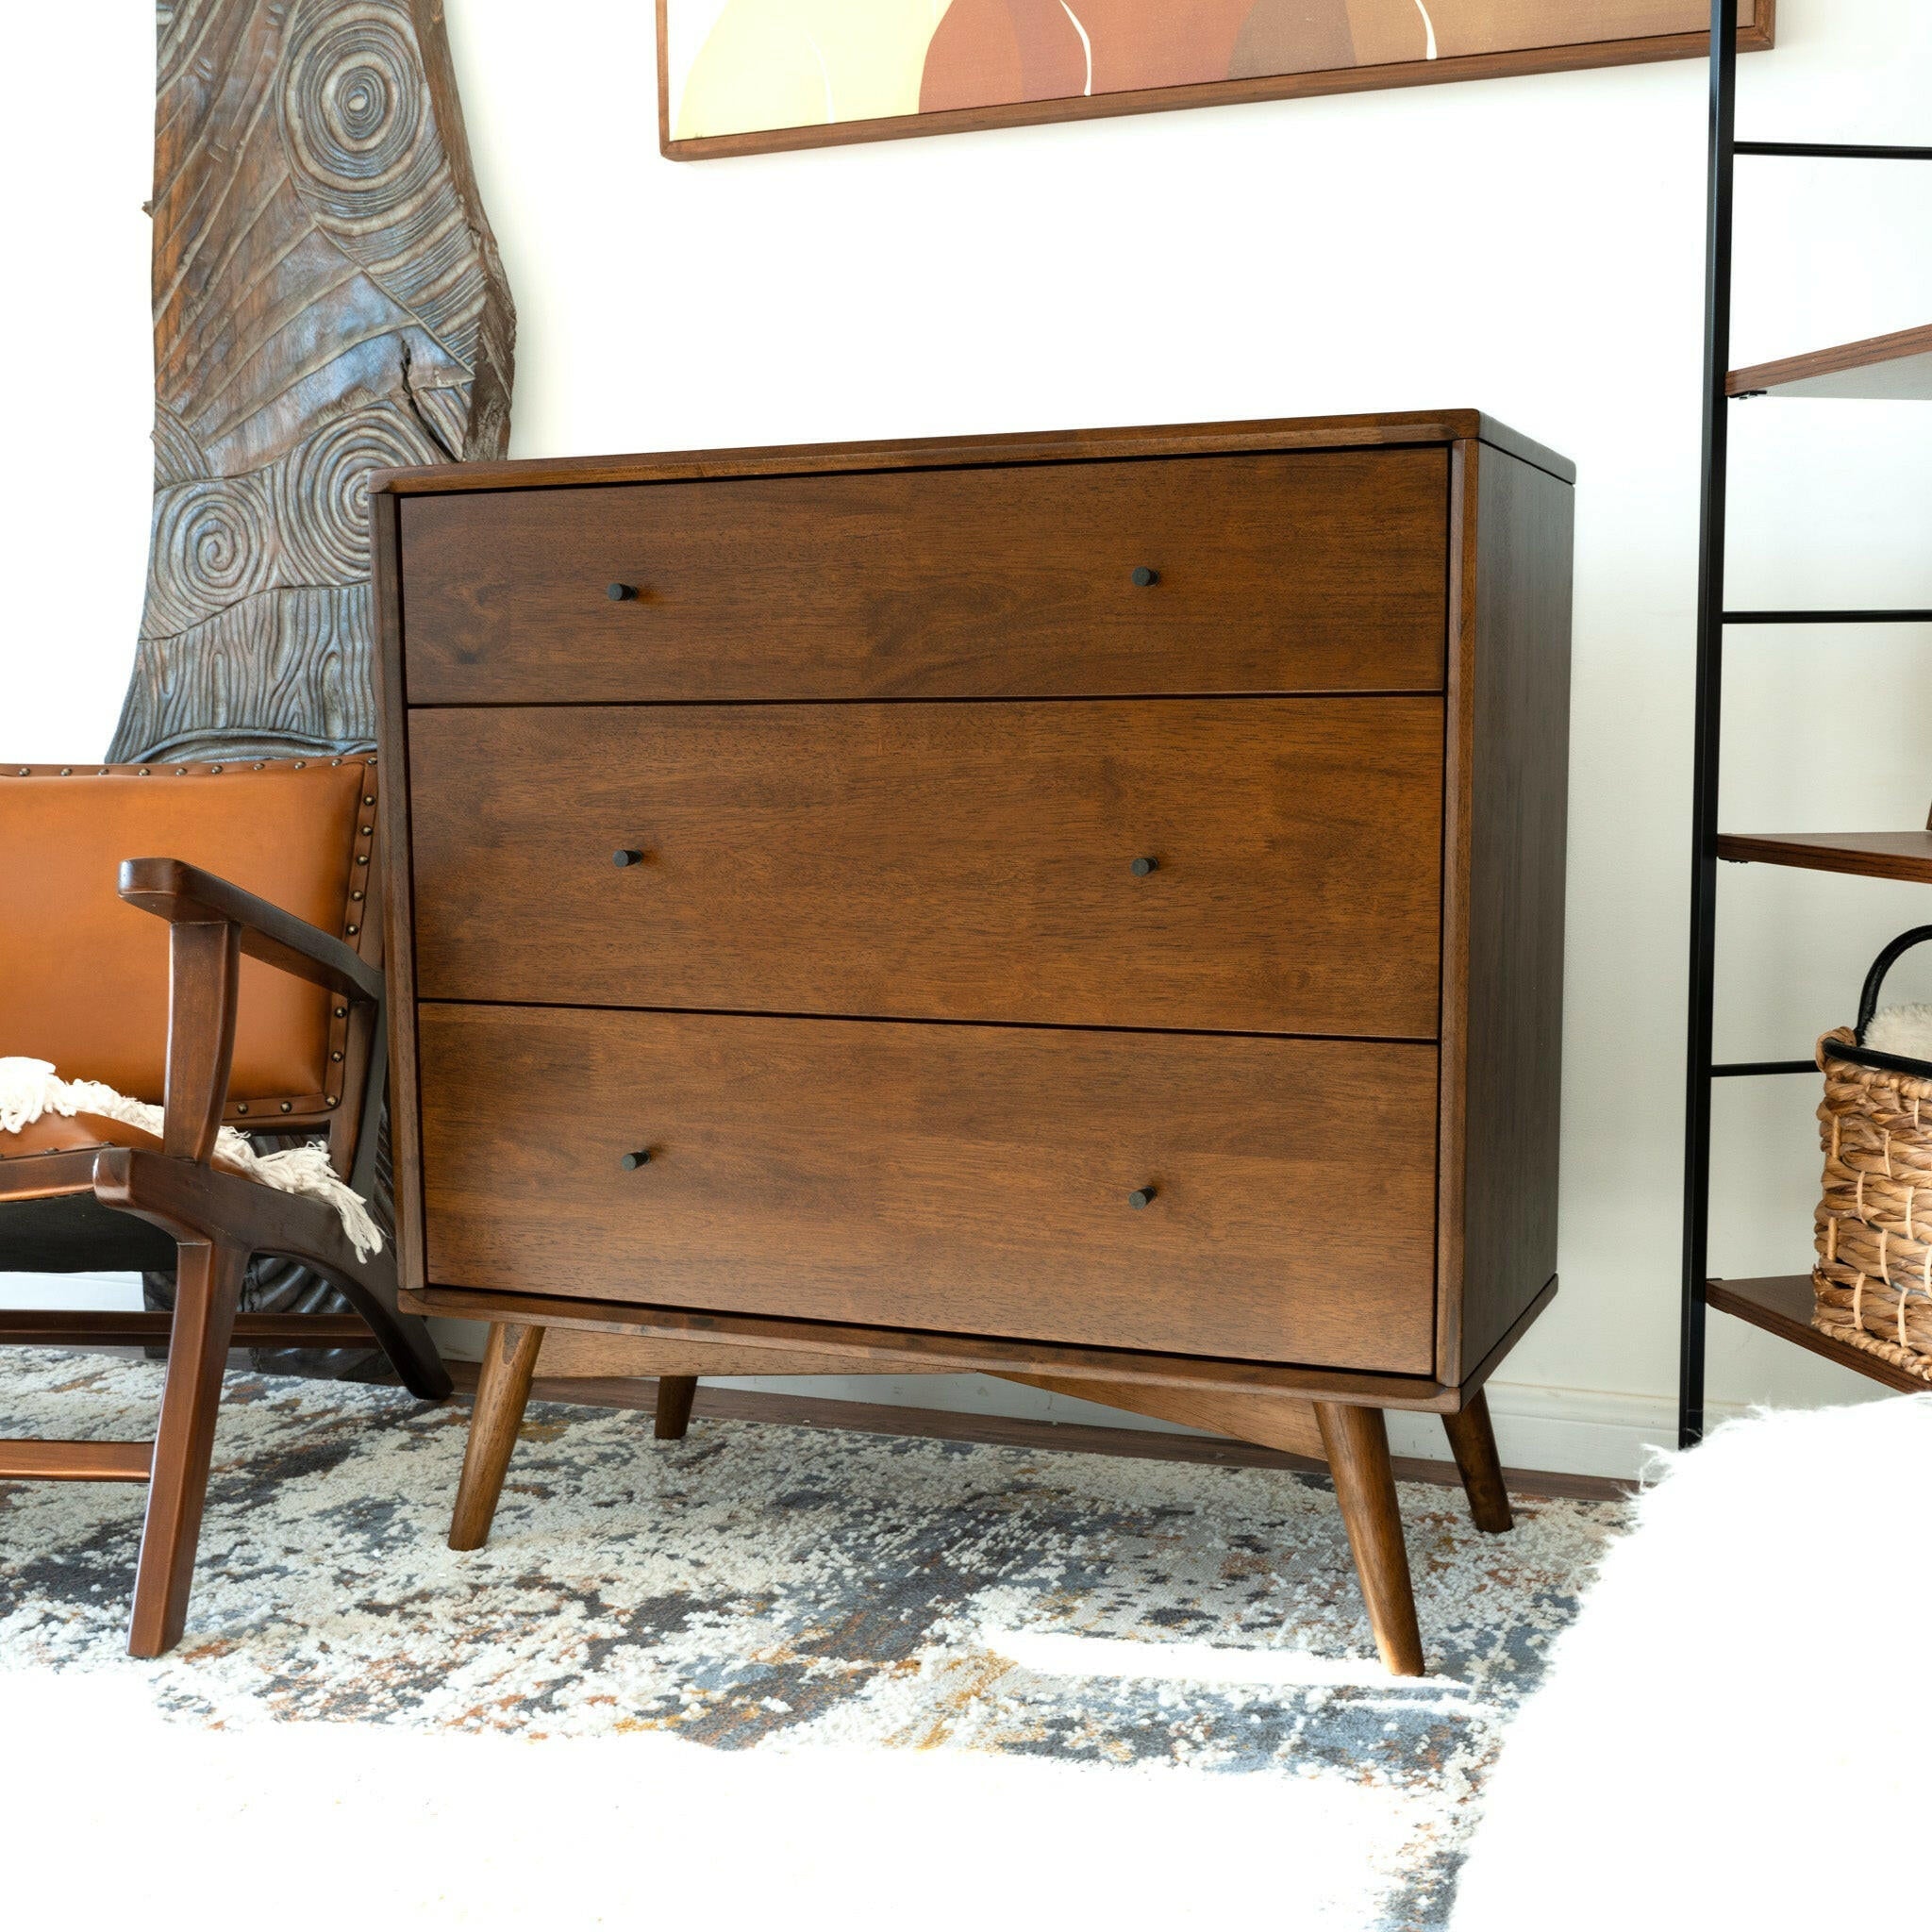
[1386,1381,1726,1481]
[0,1272,142,1312]
[691,1373,1736,1483]
[426,1317,1740,1485]
[2,1296,1748,1483]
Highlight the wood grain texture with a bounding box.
[416,1003,1440,1372]
[655,0,1772,161]
[531,1326,930,1380]
[408,698,1445,1039]
[1714,830,1932,885]
[112,0,513,765]
[127,1240,245,1657]
[447,1319,542,1550]
[407,1280,1463,1408]
[371,412,1575,494]
[159,919,242,1161]
[1315,1401,1424,1677]
[397,450,1447,705]
[1728,320,1932,400]
[0,1441,155,1482]
[653,1375,698,1441]
[1438,442,1573,1383]
[998,1375,1327,1461]
[1440,1388,1512,1534]
[1705,1274,1932,1394]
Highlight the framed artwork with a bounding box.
[658,1,1771,159]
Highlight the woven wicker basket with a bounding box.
[1814,924,1932,1384]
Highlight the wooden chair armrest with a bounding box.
[118,857,381,1003]
[117,856,381,1163]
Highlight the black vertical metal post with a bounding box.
[1679,0,1740,1449]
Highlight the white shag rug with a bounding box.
[0,1351,1626,1929]
[1453,1393,1932,1927]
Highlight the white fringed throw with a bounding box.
[0,1057,382,1260]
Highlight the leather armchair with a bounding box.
[0,757,448,1656]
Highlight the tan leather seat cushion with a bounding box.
[1,759,372,1107]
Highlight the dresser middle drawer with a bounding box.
[408,697,1444,1039]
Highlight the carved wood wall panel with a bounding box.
[116,0,513,1374]
[112,0,514,764]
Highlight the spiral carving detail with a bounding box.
[278,0,439,232]
[119,0,514,770]
[275,402,440,586]
[145,474,275,636]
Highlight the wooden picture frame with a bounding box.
[658,0,1773,161]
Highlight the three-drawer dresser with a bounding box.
[374,412,1574,1676]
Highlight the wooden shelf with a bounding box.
[1715,829,1932,884]
[1706,1275,1931,1393]
[1728,322,1932,400]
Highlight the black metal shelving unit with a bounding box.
[1680,2,1932,1447]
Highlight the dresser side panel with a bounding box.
[1455,448,1574,1378]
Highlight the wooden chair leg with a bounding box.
[449,1321,543,1552]
[653,1375,698,1441]
[126,1239,245,1658]
[1313,1401,1425,1678]
[1441,1389,1514,1534]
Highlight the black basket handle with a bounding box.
[1855,925,1932,1041]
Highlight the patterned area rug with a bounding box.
[0,1352,1623,1929]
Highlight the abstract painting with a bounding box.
[658,0,1771,158]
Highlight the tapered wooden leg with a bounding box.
[449,1321,543,1552]
[127,1239,244,1658]
[1314,1402,1425,1678]
[653,1374,698,1441]
[1441,1390,1513,1534]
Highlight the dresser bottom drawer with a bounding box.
[417,1005,1439,1374]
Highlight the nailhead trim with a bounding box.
[17,756,376,1126]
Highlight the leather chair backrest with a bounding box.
[1,758,378,1120]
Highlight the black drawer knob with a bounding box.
[621,1149,652,1170]
[607,581,637,602]
[613,848,643,867]
[1127,1186,1157,1209]
[1131,856,1158,876]
[1131,566,1159,588]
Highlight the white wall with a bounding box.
[5,2,1929,1474]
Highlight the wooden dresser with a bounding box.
[374,412,1574,1675]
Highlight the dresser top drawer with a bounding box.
[398,448,1448,705]
[418,1005,1440,1374]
